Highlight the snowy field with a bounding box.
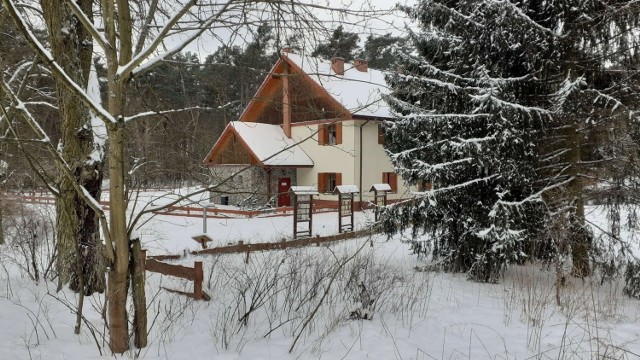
[1,200,640,359]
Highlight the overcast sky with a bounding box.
[180,0,416,60]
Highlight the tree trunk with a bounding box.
[567,125,591,277]
[107,123,130,353]
[41,0,105,295]
[0,201,5,245]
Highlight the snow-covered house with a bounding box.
[203,50,409,208]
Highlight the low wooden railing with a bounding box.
[143,250,208,301]
[149,228,374,263]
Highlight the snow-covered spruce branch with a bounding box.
[471,92,552,115]
[397,53,474,84]
[124,106,216,122]
[451,135,496,148]
[493,177,574,209]
[388,136,487,162]
[410,157,474,174]
[539,148,572,164]
[413,174,499,196]
[584,88,628,113]
[1,0,116,124]
[485,0,559,37]
[394,72,480,93]
[423,1,485,29]
[398,111,491,121]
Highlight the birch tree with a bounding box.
[1,0,390,353]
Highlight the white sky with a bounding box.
[180,0,417,60]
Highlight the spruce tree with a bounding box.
[382,0,640,282]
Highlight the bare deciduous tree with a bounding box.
[1,0,392,353]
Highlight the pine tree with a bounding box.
[312,25,361,61]
[360,33,408,70]
[382,1,640,282]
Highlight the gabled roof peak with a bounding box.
[280,52,392,119]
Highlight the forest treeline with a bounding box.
[1,21,405,189]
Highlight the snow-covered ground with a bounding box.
[137,208,377,255]
[1,201,640,359]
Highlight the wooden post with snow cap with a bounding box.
[334,185,359,233]
[369,183,391,222]
[290,186,318,239]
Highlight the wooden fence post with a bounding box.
[131,241,148,348]
[194,261,203,300]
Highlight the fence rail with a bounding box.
[10,194,337,219]
[143,251,207,301]
[148,228,374,263]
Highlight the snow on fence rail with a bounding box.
[149,228,375,263]
[152,204,337,219]
[143,250,208,301]
[11,194,336,219]
[11,195,110,208]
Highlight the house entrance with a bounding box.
[277,177,291,207]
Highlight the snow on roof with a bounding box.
[284,53,392,118]
[289,186,319,195]
[334,185,359,194]
[231,121,313,166]
[369,183,392,192]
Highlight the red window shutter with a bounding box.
[336,173,342,187]
[390,173,398,192]
[336,122,343,144]
[318,125,326,145]
[378,123,384,144]
[318,173,326,193]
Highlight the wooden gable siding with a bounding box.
[240,60,285,123]
[240,56,350,125]
[289,74,344,122]
[207,130,258,165]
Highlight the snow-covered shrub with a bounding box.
[1,204,56,283]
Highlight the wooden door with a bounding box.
[277,177,291,207]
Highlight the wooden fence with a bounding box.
[149,228,375,263]
[11,194,338,219]
[11,195,110,208]
[143,250,208,301]
[151,204,337,219]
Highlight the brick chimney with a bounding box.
[353,58,368,72]
[331,57,345,75]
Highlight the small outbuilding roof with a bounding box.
[203,121,314,167]
[334,185,359,194]
[289,186,319,195]
[231,122,313,166]
[369,183,392,192]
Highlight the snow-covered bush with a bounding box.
[1,204,56,283]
